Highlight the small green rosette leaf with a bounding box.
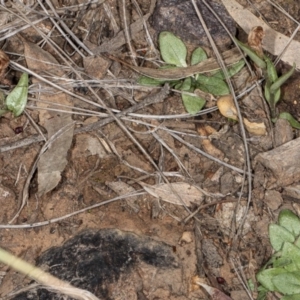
[138,76,165,86]
[159,31,187,67]
[256,267,288,291]
[6,73,28,117]
[281,242,300,271]
[212,60,245,80]
[279,209,300,237]
[181,77,192,91]
[181,92,206,114]
[282,294,300,300]
[257,285,268,300]
[272,271,300,295]
[191,47,207,65]
[269,223,295,251]
[180,77,205,114]
[273,257,293,269]
[196,75,230,95]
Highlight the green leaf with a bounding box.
[212,60,245,80]
[6,73,28,117]
[279,209,300,237]
[269,224,295,251]
[265,56,278,83]
[264,80,271,103]
[182,92,206,114]
[196,75,230,95]
[181,77,192,91]
[281,242,300,271]
[159,31,187,67]
[279,112,300,129]
[272,271,300,295]
[274,87,281,104]
[256,267,288,291]
[234,38,266,69]
[273,257,293,269]
[270,63,296,94]
[174,81,183,89]
[247,278,255,291]
[138,75,165,86]
[282,294,300,300]
[191,47,207,65]
[295,237,300,249]
[257,285,268,300]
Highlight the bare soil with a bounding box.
[0,0,300,299]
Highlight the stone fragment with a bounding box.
[151,0,236,49]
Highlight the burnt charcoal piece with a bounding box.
[151,0,236,49]
[12,229,178,300]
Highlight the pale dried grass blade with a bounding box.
[0,247,100,300]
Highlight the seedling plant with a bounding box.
[0,73,28,117]
[233,39,297,128]
[138,31,245,114]
[139,31,298,129]
[256,209,300,300]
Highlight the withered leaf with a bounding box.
[24,40,74,195]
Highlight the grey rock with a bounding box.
[151,0,236,49]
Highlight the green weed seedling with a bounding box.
[138,31,245,114]
[256,209,300,299]
[0,73,28,117]
[235,39,297,127]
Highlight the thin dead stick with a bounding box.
[0,191,145,229]
[0,85,169,152]
[91,13,151,53]
[230,258,255,300]
[131,0,159,57]
[24,109,47,141]
[121,0,137,65]
[9,122,75,224]
[105,47,243,80]
[20,5,173,200]
[0,85,169,153]
[182,198,239,224]
[41,0,94,56]
[169,130,246,175]
[193,0,253,246]
[0,247,100,300]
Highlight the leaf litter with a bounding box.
[0,0,300,299]
[23,40,74,196]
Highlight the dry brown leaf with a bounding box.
[222,0,300,69]
[142,182,204,206]
[199,283,232,300]
[248,26,264,58]
[24,41,74,195]
[217,95,238,120]
[83,55,111,79]
[243,117,267,136]
[197,126,225,159]
[72,134,109,159]
[106,181,139,212]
